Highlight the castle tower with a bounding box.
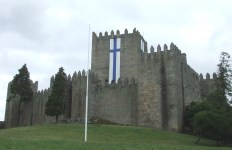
[91,28,203,130]
[91,28,146,83]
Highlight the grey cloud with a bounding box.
[0,1,46,40]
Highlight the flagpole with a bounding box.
[85,24,91,142]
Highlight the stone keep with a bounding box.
[4,28,216,130]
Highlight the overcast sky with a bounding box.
[0,0,232,121]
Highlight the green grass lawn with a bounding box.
[0,124,230,150]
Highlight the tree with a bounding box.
[10,64,33,102]
[10,64,33,126]
[45,67,66,123]
[214,52,232,105]
[193,111,230,146]
[184,52,232,146]
[183,101,213,132]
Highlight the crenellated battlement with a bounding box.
[199,73,216,101]
[71,69,137,88]
[35,88,50,97]
[199,73,217,80]
[141,43,182,55]
[92,28,184,55]
[139,42,187,66]
[71,70,86,80]
[93,28,142,40]
[93,28,186,62]
[96,77,137,88]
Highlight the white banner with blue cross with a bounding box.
[109,37,121,83]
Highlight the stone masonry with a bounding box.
[5,28,215,130]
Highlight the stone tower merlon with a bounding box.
[150,46,154,53]
[206,73,210,79]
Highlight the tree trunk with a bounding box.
[195,136,201,144]
[18,101,21,126]
[30,113,33,126]
[216,139,219,147]
[56,115,58,124]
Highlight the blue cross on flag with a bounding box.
[109,37,121,83]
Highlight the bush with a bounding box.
[183,101,212,132]
[193,111,230,146]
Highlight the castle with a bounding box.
[4,28,215,130]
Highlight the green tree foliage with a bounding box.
[10,64,33,102]
[184,52,232,146]
[215,52,232,105]
[45,67,66,123]
[193,111,230,146]
[184,101,213,132]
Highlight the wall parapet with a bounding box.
[199,73,217,80]
[93,28,142,41]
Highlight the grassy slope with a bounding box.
[0,124,230,150]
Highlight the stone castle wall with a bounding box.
[137,50,163,128]
[5,81,39,128]
[32,89,51,125]
[136,43,201,130]
[71,70,138,125]
[93,79,138,125]
[71,71,87,122]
